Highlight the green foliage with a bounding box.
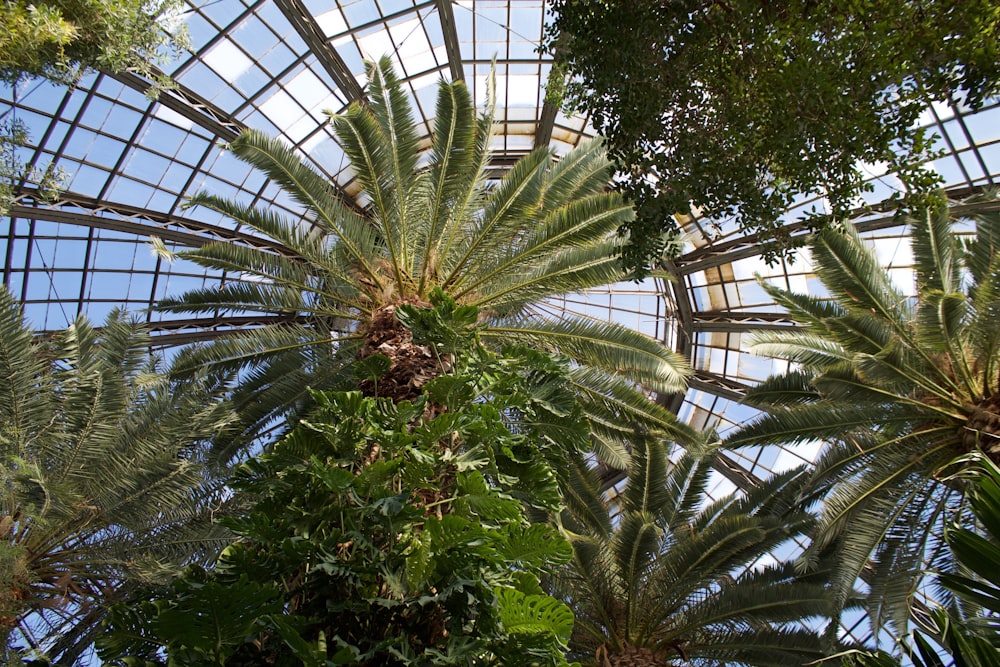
[0,118,66,216]
[0,0,188,84]
[160,57,693,466]
[100,298,585,666]
[545,0,1000,272]
[938,456,1000,644]
[0,0,188,215]
[0,285,236,664]
[726,194,1000,635]
[551,435,840,666]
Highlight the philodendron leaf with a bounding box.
[154,576,283,654]
[496,587,574,643]
[404,530,432,591]
[267,614,326,667]
[497,523,573,569]
[354,353,391,382]
[454,471,523,521]
[424,374,476,409]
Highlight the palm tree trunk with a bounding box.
[597,644,669,667]
[964,392,1000,460]
[358,303,444,403]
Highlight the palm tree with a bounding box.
[0,286,234,664]
[551,435,837,667]
[842,453,1000,667]
[155,57,693,465]
[725,194,1000,633]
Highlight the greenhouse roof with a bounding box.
[2,0,1000,507]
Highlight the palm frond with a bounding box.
[169,323,356,376]
[0,288,56,458]
[758,277,845,326]
[726,401,905,449]
[911,203,962,298]
[417,76,480,294]
[611,512,662,635]
[486,317,689,394]
[442,146,550,288]
[556,431,829,664]
[455,194,631,300]
[471,243,626,313]
[747,329,851,368]
[661,447,717,531]
[812,223,910,331]
[672,564,832,631]
[364,56,422,278]
[539,137,618,212]
[966,249,1000,393]
[330,60,421,291]
[681,625,832,666]
[621,437,670,518]
[1,302,237,661]
[559,456,613,538]
[226,129,384,287]
[568,366,699,447]
[742,371,822,408]
[157,280,357,320]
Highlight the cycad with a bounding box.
[552,435,836,666]
[0,286,234,664]
[725,194,1000,634]
[156,57,693,464]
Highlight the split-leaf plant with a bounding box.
[99,292,585,666]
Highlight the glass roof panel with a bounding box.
[1,0,997,514]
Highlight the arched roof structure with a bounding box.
[2,0,1000,521]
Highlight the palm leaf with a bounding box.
[226,130,383,287]
[442,146,550,288]
[417,76,480,294]
[486,318,689,393]
[812,223,909,332]
[621,437,670,517]
[1,296,237,662]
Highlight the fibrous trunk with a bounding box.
[597,644,668,667]
[358,302,444,403]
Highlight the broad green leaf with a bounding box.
[496,588,574,643]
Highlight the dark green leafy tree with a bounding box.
[550,435,840,667]
[100,294,586,666]
[155,57,694,468]
[725,194,1000,634]
[0,286,235,665]
[545,0,1000,272]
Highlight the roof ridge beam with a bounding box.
[10,189,291,252]
[435,0,465,83]
[272,0,366,102]
[111,69,241,142]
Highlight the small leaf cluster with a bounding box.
[100,297,586,666]
[1,118,66,216]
